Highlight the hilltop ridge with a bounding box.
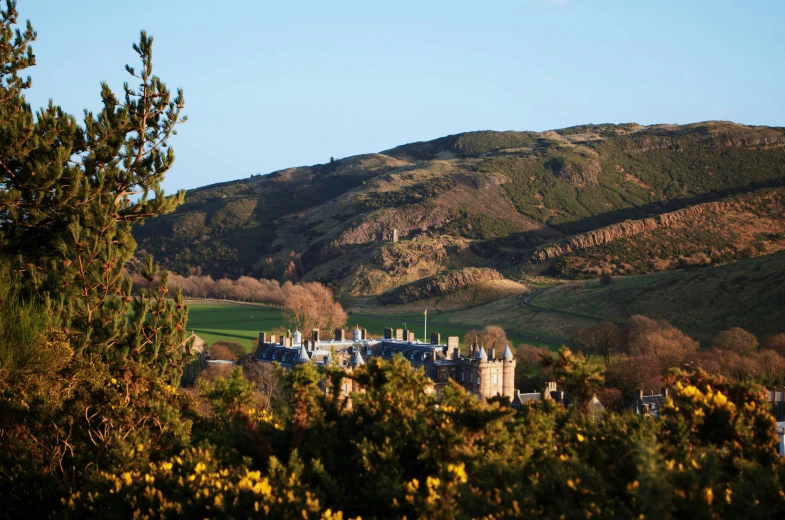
[134,121,785,301]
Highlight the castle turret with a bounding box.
[502,345,516,398]
[294,329,302,346]
[353,326,362,341]
[295,344,311,364]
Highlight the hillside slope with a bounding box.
[422,250,785,343]
[134,121,785,298]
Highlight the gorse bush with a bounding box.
[63,358,785,519]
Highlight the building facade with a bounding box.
[254,326,516,400]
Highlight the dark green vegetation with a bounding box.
[134,121,785,303]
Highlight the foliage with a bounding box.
[0,4,191,515]
[67,357,785,519]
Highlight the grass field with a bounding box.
[185,300,561,353]
[186,301,284,351]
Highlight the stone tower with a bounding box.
[501,345,516,398]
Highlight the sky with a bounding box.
[19,0,785,193]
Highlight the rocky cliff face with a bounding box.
[376,267,506,305]
[530,199,735,262]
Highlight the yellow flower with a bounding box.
[577,433,585,442]
[194,462,206,474]
[447,463,467,483]
[703,487,714,505]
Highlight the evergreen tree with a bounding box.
[0,0,188,376]
[0,2,192,514]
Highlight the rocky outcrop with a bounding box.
[530,200,734,262]
[619,124,785,153]
[333,205,457,246]
[376,268,505,305]
[548,156,602,187]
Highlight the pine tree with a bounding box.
[0,1,188,378]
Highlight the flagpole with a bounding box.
[424,309,427,343]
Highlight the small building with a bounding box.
[628,387,669,417]
[511,381,604,414]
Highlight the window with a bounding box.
[461,370,465,382]
[493,373,498,384]
[478,376,481,385]
[470,372,473,383]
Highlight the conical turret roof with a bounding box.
[295,344,311,363]
[352,348,365,366]
[502,345,513,359]
[476,346,488,360]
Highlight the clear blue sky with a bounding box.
[19,0,785,193]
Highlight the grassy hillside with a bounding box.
[528,250,785,342]
[135,121,785,302]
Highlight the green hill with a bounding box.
[134,121,785,300]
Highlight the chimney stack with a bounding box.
[447,336,459,355]
[407,331,415,342]
[452,347,460,360]
[258,332,268,345]
[312,329,320,343]
[335,328,345,341]
[661,386,669,399]
[396,329,404,340]
[488,348,495,360]
[635,388,643,401]
[430,332,441,345]
[361,328,368,340]
[384,327,393,340]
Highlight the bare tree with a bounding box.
[282,281,347,333]
[710,327,759,355]
[465,325,511,352]
[761,333,785,357]
[571,321,623,365]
